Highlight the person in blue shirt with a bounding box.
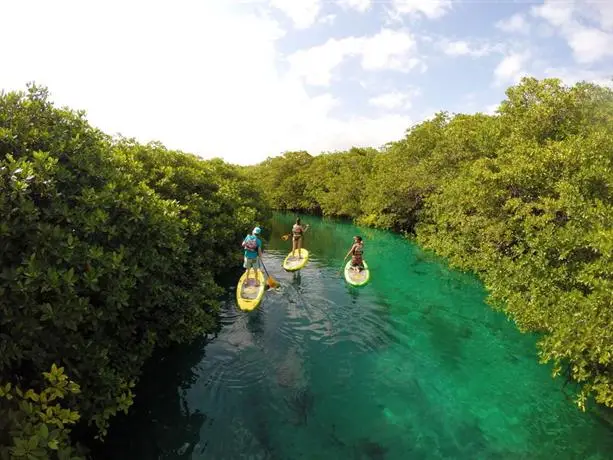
[242,226,263,286]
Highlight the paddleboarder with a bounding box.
[344,235,364,272]
[242,226,263,286]
[291,217,309,259]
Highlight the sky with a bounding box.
[1,0,612,165]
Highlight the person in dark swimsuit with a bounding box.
[345,235,364,272]
[291,217,309,259]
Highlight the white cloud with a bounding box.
[483,103,500,115]
[542,67,613,88]
[496,13,530,34]
[338,0,372,13]
[288,28,421,86]
[287,37,363,86]
[361,28,419,71]
[0,0,418,165]
[368,90,418,110]
[284,114,413,153]
[493,52,531,86]
[531,0,573,27]
[319,14,336,25]
[443,40,472,56]
[269,0,321,29]
[532,0,613,64]
[442,40,498,57]
[587,0,613,31]
[391,0,452,19]
[450,93,501,116]
[566,27,613,64]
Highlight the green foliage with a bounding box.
[109,140,269,344]
[417,78,613,410]
[252,77,613,410]
[251,151,317,212]
[0,364,84,460]
[359,112,451,231]
[0,84,267,452]
[304,147,377,218]
[252,147,378,218]
[360,111,502,232]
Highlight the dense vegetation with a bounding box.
[0,85,267,459]
[1,76,610,457]
[251,77,613,412]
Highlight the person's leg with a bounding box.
[254,258,260,286]
[247,258,255,282]
[243,257,252,284]
[292,236,297,257]
[297,236,302,259]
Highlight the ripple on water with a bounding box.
[99,214,613,460]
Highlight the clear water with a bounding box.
[98,213,613,459]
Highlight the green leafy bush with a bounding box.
[250,150,316,212]
[0,84,267,452]
[416,78,613,410]
[0,364,84,460]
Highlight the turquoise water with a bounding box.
[98,213,613,459]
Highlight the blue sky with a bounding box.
[1,0,611,165]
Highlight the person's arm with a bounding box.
[344,244,355,259]
[257,240,263,258]
[303,224,309,233]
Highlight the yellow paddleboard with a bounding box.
[344,260,370,286]
[236,269,266,311]
[282,248,309,271]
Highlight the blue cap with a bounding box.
[253,226,261,235]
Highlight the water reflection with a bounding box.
[347,285,361,304]
[245,304,266,337]
[92,336,212,459]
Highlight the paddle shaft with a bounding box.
[260,257,279,287]
[260,257,271,278]
[338,254,349,274]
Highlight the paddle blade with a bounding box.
[281,234,290,241]
[267,276,279,288]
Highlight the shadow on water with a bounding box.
[292,270,301,287]
[246,304,266,337]
[284,386,315,426]
[347,285,361,304]
[423,310,467,370]
[91,335,213,459]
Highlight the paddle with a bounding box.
[259,258,279,289]
[338,254,349,275]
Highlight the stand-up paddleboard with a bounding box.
[236,269,266,311]
[283,248,309,271]
[344,260,370,286]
